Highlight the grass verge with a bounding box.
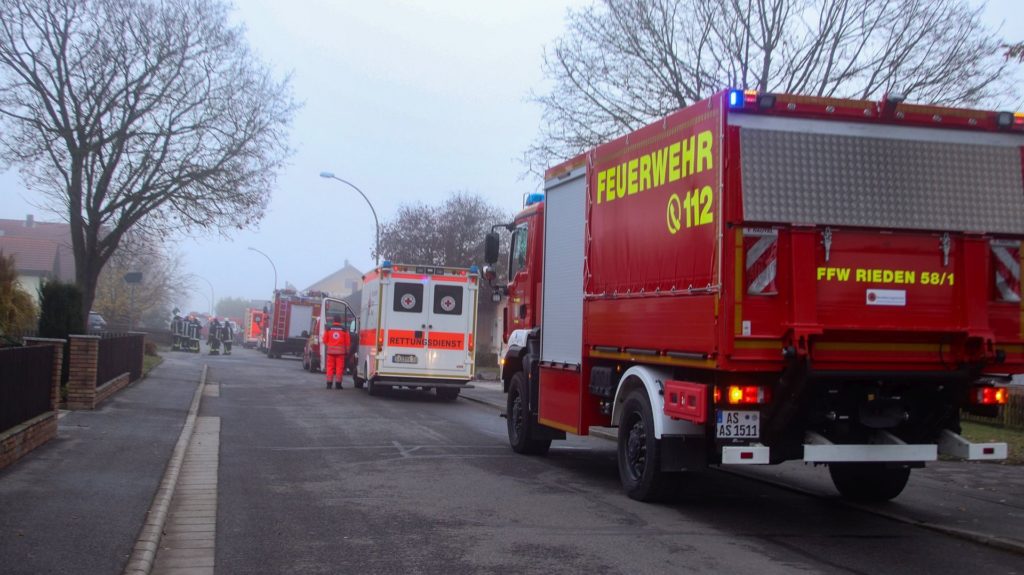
[960,421,1024,464]
[142,354,163,378]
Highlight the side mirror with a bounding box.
[484,232,500,264]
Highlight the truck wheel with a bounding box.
[617,389,670,502]
[828,463,911,502]
[353,358,366,389]
[507,372,550,455]
[367,377,380,396]
[436,387,460,401]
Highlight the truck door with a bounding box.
[320,297,357,370]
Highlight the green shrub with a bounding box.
[37,280,84,338]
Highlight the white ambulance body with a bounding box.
[356,262,479,399]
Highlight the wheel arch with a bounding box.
[610,365,704,439]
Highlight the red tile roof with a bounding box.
[0,217,75,280]
[0,236,59,274]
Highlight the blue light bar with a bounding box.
[469,265,479,274]
[728,90,742,108]
[525,192,545,207]
[381,260,392,268]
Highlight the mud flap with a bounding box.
[659,436,707,471]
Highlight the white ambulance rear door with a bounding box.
[422,273,477,378]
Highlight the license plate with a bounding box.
[716,410,760,439]
[392,354,418,364]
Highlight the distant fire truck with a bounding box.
[266,289,323,359]
[243,307,267,349]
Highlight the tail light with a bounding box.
[744,228,778,295]
[990,239,1020,303]
[726,385,770,405]
[971,386,1009,405]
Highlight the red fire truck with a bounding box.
[483,90,1023,502]
[243,307,267,349]
[266,289,323,359]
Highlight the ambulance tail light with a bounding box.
[970,386,1009,406]
[726,385,770,405]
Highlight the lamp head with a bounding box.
[319,171,334,179]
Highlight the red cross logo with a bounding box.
[401,294,416,309]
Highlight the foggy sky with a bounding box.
[1,0,1020,316]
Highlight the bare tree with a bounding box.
[378,192,511,273]
[0,0,297,323]
[1008,42,1024,62]
[92,233,186,329]
[528,0,1018,172]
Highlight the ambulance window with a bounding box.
[393,282,424,313]
[508,222,528,278]
[433,285,463,315]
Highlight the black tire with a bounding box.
[829,463,911,502]
[507,372,551,455]
[617,388,671,502]
[436,387,460,401]
[302,353,310,371]
[353,358,366,389]
[367,377,381,396]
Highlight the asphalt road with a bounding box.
[199,350,1022,575]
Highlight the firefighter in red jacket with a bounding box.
[323,314,350,389]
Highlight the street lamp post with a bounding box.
[319,172,380,266]
[247,247,279,294]
[196,275,215,316]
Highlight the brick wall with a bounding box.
[95,373,131,406]
[1,337,64,471]
[66,335,100,410]
[0,413,58,471]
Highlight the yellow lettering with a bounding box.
[639,155,651,192]
[605,167,616,203]
[837,268,850,281]
[697,130,714,173]
[882,270,894,283]
[817,267,826,280]
[628,158,639,195]
[597,170,606,205]
[856,269,866,282]
[651,149,667,187]
[680,136,695,178]
[906,271,916,284]
[871,269,881,283]
[668,142,681,182]
[616,163,626,199]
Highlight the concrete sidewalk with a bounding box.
[461,379,1024,555]
[0,354,202,575]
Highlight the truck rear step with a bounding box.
[937,429,1008,461]
[803,431,937,463]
